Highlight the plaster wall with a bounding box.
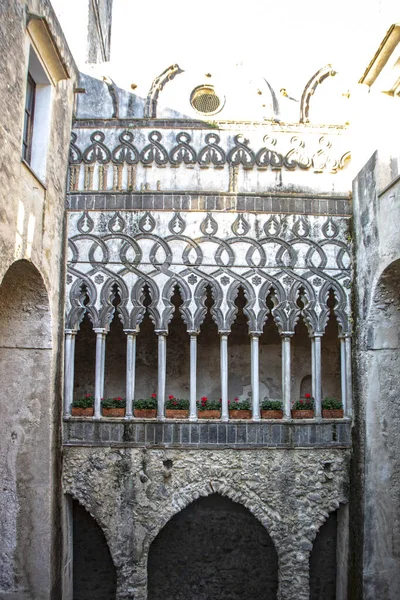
[0,1,77,596]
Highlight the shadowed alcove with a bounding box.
[72,499,117,600]
[309,510,337,600]
[147,493,278,600]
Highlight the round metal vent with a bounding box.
[190,85,224,115]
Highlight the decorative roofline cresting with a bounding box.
[70,130,350,171]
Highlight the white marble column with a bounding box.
[339,336,347,415]
[189,333,198,421]
[64,330,77,416]
[125,330,137,419]
[220,333,229,421]
[157,332,167,420]
[311,337,316,400]
[312,333,323,418]
[251,333,260,420]
[345,336,353,417]
[281,334,292,418]
[94,328,106,418]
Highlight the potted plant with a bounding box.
[229,397,252,419]
[291,394,314,419]
[322,397,344,418]
[260,399,283,419]
[101,396,126,417]
[165,395,189,419]
[71,393,94,417]
[133,393,157,418]
[197,396,221,419]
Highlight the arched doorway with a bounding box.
[309,510,338,600]
[72,498,117,600]
[147,494,278,600]
[0,260,51,595]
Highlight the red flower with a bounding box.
[85,393,92,398]
[201,396,207,402]
[305,393,311,398]
[300,399,304,404]
[173,401,177,406]
[151,393,157,398]
[116,397,122,401]
[228,400,231,405]
[234,397,239,402]
[168,395,175,400]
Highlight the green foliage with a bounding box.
[229,397,251,410]
[133,395,157,409]
[165,395,189,410]
[261,399,283,411]
[101,396,126,408]
[72,394,94,408]
[292,395,314,410]
[197,397,221,411]
[322,397,343,410]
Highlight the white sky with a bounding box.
[111,0,399,95]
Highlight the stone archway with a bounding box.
[0,260,52,596]
[147,493,278,600]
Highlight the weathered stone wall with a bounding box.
[352,148,400,599]
[147,494,279,600]
[0,1,77,597]
[63,446,350,600]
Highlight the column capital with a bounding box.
[93,327,107,334]
[249,331,262,337]
[218,330,230,337]
[124,328,139,336]
[311,331,324,338]
[280,331,294,338]
[187,330,199,337]
[65,329,77,335]
[155,330,168,337]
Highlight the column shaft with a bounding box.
[220,334,229,421]
[64,331,76,416]
[251,334,260,420]
[281,335,291,417]
[189,334,198,421]
[345,336,353,417]
[313,335,322,417]
[340,337,347,415]
[125,332,137,419]
[157,333,167,419]
[94,329,106,418]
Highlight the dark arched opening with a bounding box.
[72,499,117,599]
[309,510,338,600]
[147,493,278,600]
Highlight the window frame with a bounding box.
[22,72,36,165]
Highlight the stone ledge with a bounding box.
[63,420,351,448]
[66,192,351,215]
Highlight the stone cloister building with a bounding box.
[0,1,399,599]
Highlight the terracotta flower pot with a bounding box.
[322,409,344,419]
[229,409,252,420]
[165,409,189,419]
[102,407,126,417]
[71,407,94,417]
[291,409,314,419]
[261,409,283,419]
[134,408,157,419]
[197,410,221,419]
